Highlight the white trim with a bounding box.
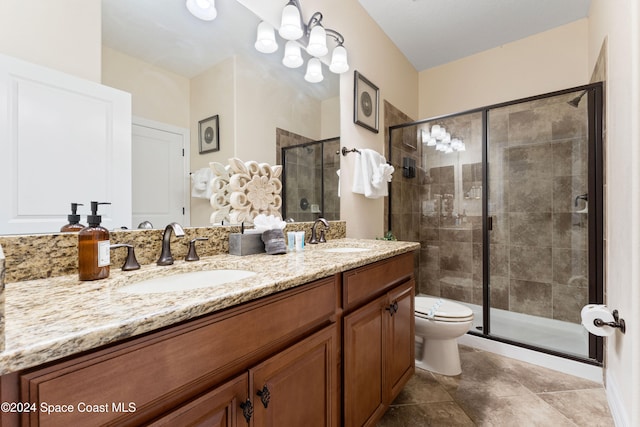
[458,333,604,383]
[132,116,191,226]
[606,373,630,427]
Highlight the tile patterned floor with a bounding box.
[378,346,614,427]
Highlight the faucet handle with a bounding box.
[185,237,209,262]
[110,244,141,271]
[319,229,326,243]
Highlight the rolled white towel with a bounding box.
[191,167,214,198]
[372,163,394,188]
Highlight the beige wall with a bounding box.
[419,19,589,119]
[588,1,640,426]
[102,47,190,129]
[0,0,101,82]
[308,0,420,239]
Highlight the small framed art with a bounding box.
[353,71,379,133]
[199,114,219,154]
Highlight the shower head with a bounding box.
[567,90,587,108]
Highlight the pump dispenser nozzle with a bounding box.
[87,201,111,226]
[60,203,86,232]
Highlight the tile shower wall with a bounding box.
[389,91,589,325]
[282,138,340,222]
[488,94,589,323]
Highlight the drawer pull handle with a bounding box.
[257,385,271,408]
[240,399,253,422]
[386,301,399,316]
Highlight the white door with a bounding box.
[132,119,189,229]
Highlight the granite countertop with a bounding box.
[0,238,419,375]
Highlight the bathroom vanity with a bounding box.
[0,239,418,426]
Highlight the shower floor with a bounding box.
[464,301,589,358]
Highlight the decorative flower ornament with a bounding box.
[211,158,283,225]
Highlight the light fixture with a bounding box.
[186,0,217,21]
[422,124,465,153]
[304,58,324,83]
[279,2,304,40]
[255,0,349,83]
[307,25,328,57]
[255,21,278,54]
[283,41,304,68]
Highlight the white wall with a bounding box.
[588,1,640,426]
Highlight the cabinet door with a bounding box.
[250,325,338,427]
[149,374,248,427]
[385,279,415,402]
[343,294,386,427]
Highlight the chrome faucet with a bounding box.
[157,222,185,265]
[309,218,329,244]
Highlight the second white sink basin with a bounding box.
[322,247,372,253]
[117,270,256,294]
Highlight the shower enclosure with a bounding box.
[281,137,340,222]
[388,83,603,363]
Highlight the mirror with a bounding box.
[0,0,340,235]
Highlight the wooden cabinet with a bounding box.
[152,325,338,427]
[149,374,248,427]
[342,253,415,427]
[250,325,338,427]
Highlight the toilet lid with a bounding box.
[415,296,474,321]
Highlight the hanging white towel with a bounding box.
[352,149,392,199]
[191,167,214,199]
[336,169,341,198]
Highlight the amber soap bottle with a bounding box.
[60,203,85,232]
[78,201,111,281]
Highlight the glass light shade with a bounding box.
[255,22,278,54]
[427,138,437,146]
[458,142,466,152]
[282,41,303,68]
[436,142,445,151]
[279,4,303,40]
[329,45,349,73]
[307,25,328,57]
[304,58,324,83]
[435,126,446,140]
[445,144,454,154]
[421,129,428,143]
[443,132,451,143]
[185,0,217,21]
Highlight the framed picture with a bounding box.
[353,71,379,133]
[198,115,219,154]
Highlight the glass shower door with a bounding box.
[486,88,598,359]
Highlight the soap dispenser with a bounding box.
[78,201,111,281]
[60,203,86,232]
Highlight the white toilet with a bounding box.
[414,296,474,376]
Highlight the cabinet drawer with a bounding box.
[342,252,414,311]
[21,276,338,426]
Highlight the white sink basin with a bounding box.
[322,247,372,253]
[117,270,256,294]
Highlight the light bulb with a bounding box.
[279,3,303,40]
[185,0,217,21]
[304,58,324,83]
[329,45,349,73]
[307,25,328,57]
[282,41,303,68]
[255,22,278,54]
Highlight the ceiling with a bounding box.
[358,0,592,71]
[102,0,592,78]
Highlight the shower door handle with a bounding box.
[487,216,493,231]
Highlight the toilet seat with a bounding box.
[415,296,474,322]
